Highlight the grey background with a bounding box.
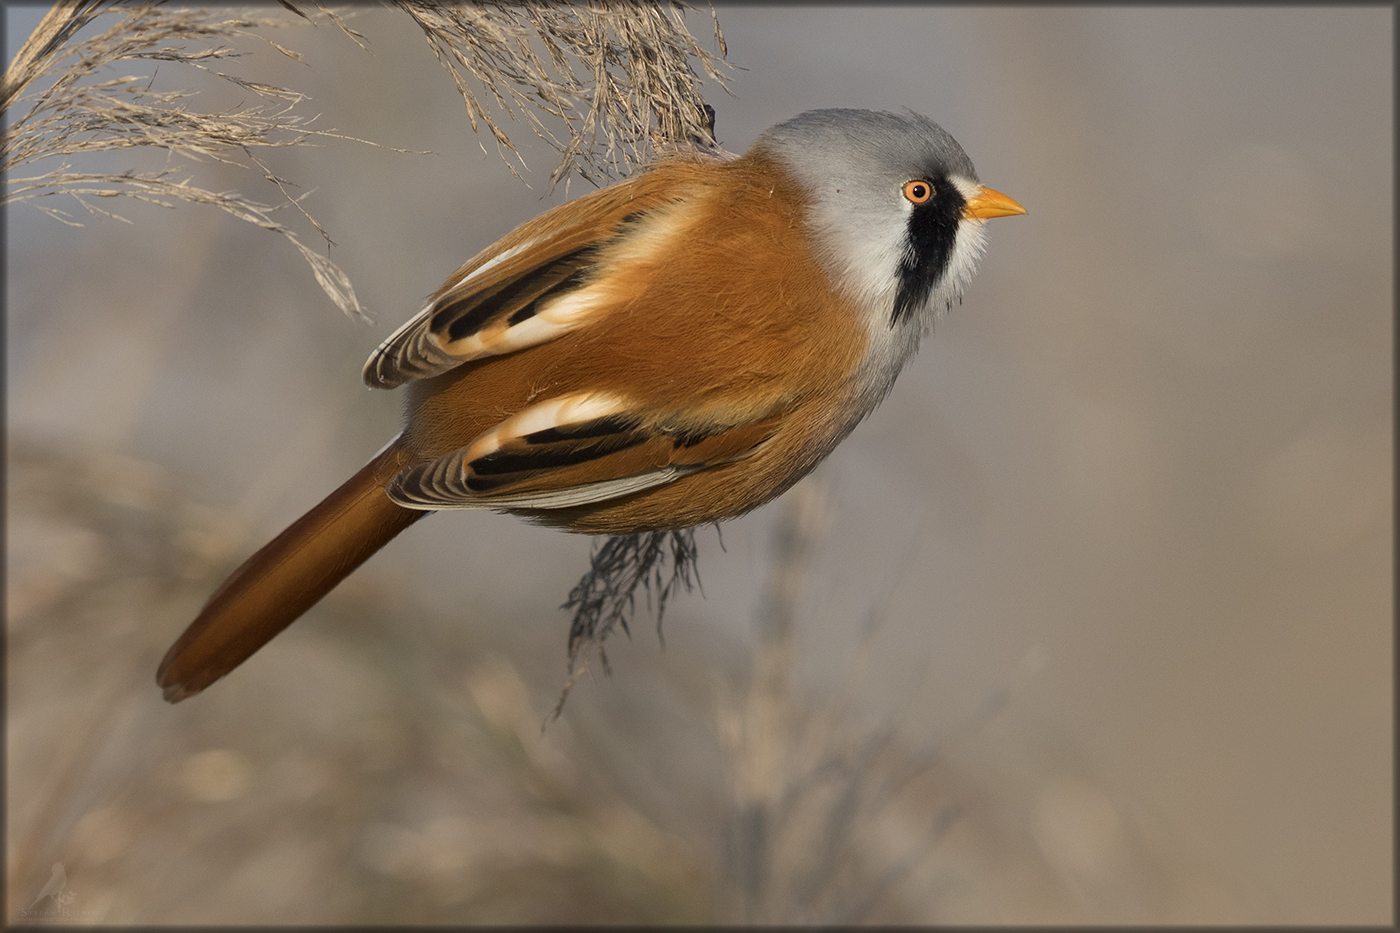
[7,4,1392,923]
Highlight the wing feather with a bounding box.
[363,168,710,390]
[386,394,783,512]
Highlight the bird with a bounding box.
[28,862,67,911]
[156,108,1025,702]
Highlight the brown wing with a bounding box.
[362,167,713,390]
[387,392,784,511]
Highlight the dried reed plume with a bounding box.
[3,0,729,317]
[554,527,706,720]
[393,0,728,185]
[3,2,369,317]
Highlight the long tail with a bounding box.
[157,436,428,702]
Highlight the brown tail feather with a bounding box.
[157,437,428,702]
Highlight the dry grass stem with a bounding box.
[392,0,729,186]
[6,1,729,318]
[552,528,705,720]
[3,2,371,317]
[718,482,965,922]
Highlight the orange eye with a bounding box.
[902,179,934,204]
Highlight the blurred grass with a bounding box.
[7,435,718,922]
[6,436,1245,923]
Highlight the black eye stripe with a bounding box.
[891,176,966,326]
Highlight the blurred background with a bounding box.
[6,4,1391,924]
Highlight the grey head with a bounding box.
[750,109,991,335]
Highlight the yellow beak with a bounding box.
[963,186,1027,220]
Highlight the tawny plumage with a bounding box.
[157,109,1025,701]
